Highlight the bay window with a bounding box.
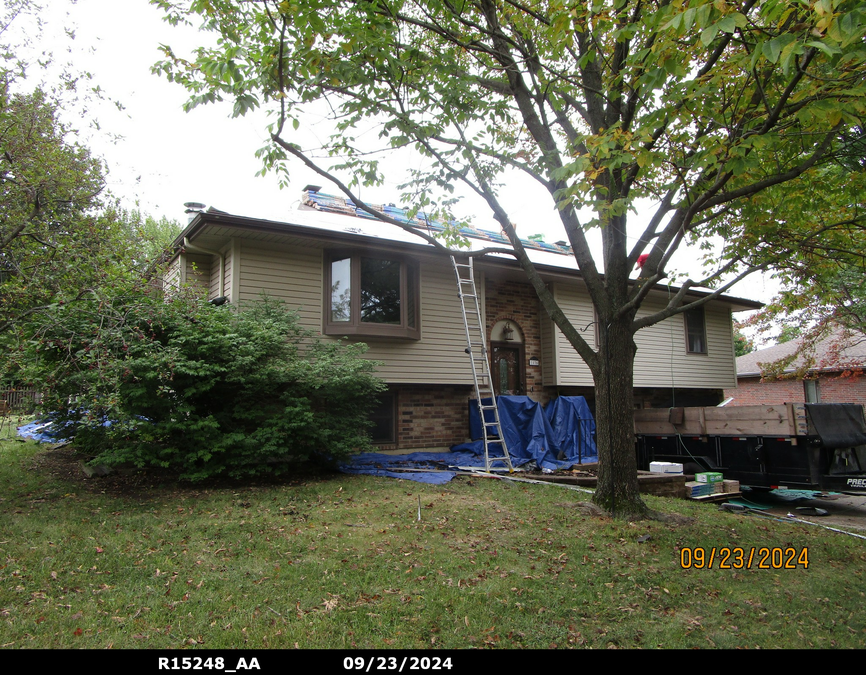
[325,252,420,339]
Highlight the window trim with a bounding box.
[684,307,708,355]
[804,378,820,403]
[324,250,421,339]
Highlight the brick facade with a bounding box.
[483,277,546,401]
[725,374,866,406]
[375,385,473,452]
[375,278,738,452]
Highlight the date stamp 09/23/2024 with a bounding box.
[679,546,809,569]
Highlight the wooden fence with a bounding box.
[0,389,42,412]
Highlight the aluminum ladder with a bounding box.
[450,255,514,472]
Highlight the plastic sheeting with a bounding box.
[544,396,598,464]
[454,395,597,472]
[17,416,71,443]
[805,404,866,449]
[339,450,487,485]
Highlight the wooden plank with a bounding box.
[634,405,799,437]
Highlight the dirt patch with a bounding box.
[27,443,343,501]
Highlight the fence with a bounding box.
[0,389,42,413]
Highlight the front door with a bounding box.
[491,344,524,396]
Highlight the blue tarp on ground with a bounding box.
[338,450,488,485]
[452,395,598,472]
[17,415,71,442]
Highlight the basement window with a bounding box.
[369,392,396,444]
[325,252,420,339]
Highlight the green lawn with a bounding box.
[1,433,864,649]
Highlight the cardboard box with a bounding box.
[685,481,716,497]
[650,461,683,474]
[696,472,723,483]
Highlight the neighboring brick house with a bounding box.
[724,330,866,406]
[168,189,761,451]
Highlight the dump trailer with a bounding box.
[634,403,866,494]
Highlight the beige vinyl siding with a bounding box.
[223,243,234,303]
[632,298,736,389]
[540,300,557,386]
[362,260,474,384]
[547,285,736,389]
[185,253,212,295]
[549,282,595,386]
[237,242,323,327]
[233,243,474,385]
[208,251,221,299]
[164,256,182,294]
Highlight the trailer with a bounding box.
[634,403,866,494]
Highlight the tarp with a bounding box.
[17,415,71,443]
[544,396,598,463]
[454,395,597,472]
[339,450,487,485]
[805,404,866,449]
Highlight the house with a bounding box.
[167,189,761,451]
[724,329,866,406]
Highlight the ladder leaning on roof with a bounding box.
[450,255,514,473]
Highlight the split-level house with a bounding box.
[167,189,761,451]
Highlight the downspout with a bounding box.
[183,237,226,301]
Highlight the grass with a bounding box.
[1,427,865,649]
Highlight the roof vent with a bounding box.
[184,201,206,224]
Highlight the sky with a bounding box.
[10,0,782,315]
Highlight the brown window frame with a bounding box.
[324,250,421,340]
[684,307,708,355]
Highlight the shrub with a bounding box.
[30,290,385,480]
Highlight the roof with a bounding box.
[736,328,866,377]
[301,189,575,256]
[177,194,764,313]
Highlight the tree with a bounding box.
[27,289,386,480]
[733,322,754,357]
[0,87,109,332]
[153,0,866,517]
[738,123,865,360]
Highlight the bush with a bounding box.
[30,290,386,480]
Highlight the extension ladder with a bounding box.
[450,255,514,472]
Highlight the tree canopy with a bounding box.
[154,0,866,516]
[0,3,182,385]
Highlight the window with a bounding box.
[325,252,420,339]
[685,307,707,354]
[804,379,820,403]
[369,392,396,444]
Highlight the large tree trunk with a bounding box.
[591,314,647,519]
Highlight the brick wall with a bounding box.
[374,385,473,451]
[484,277,546,401]
[725,373,866,406]
[818,375,866,405]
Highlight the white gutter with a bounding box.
[183,237,225,299]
